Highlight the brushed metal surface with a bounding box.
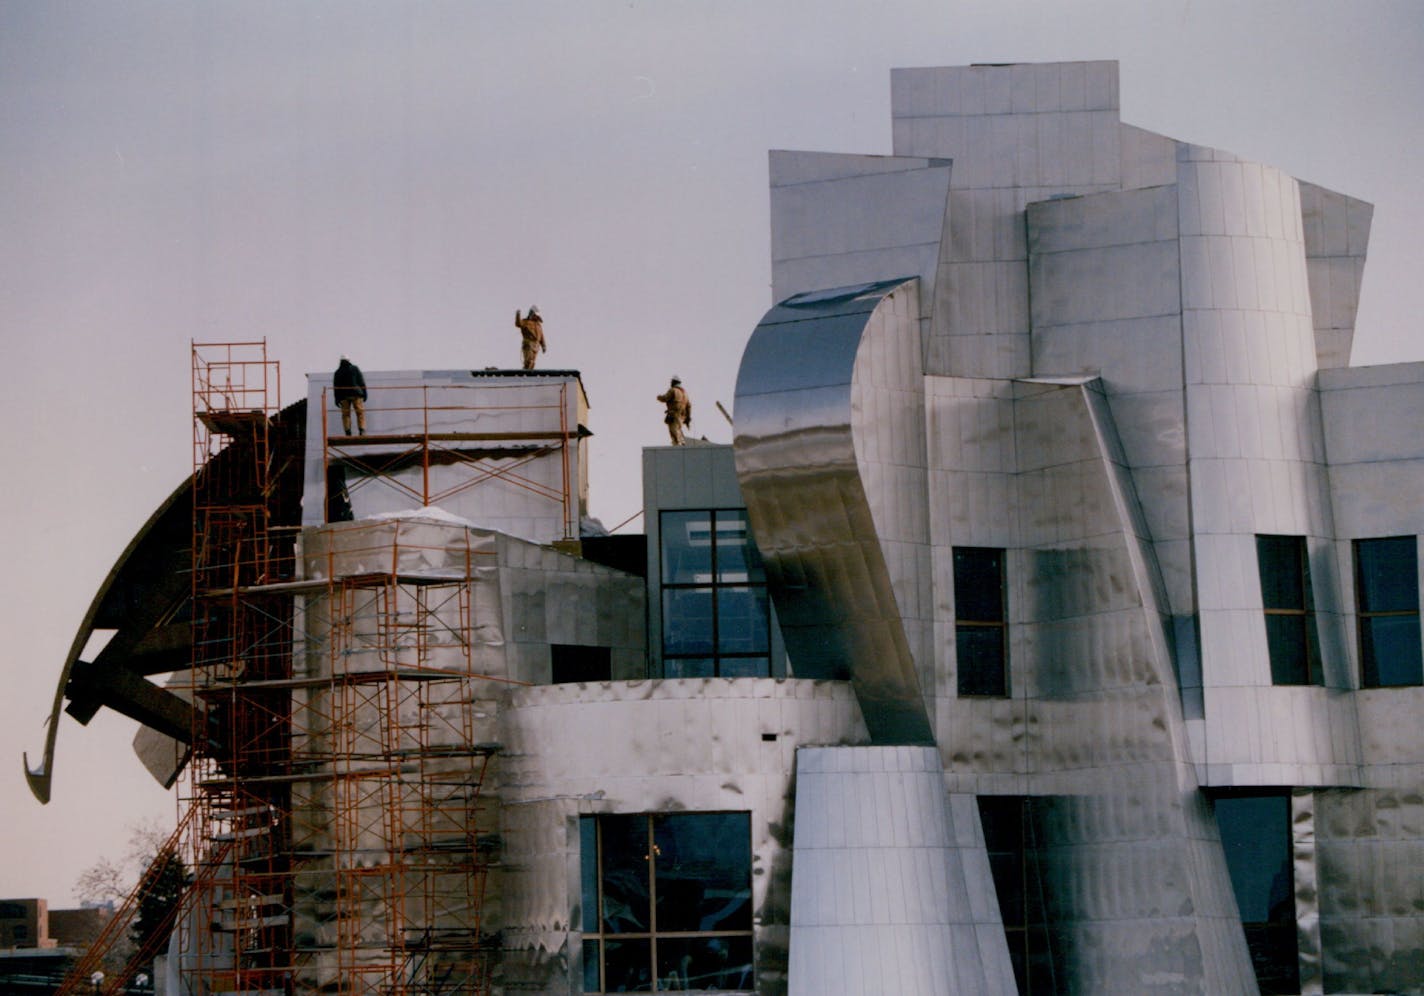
[734,278,934,745]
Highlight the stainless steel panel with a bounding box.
[1315,787,1424,992]
[735,279,934,744]
[497,680,869,994]
[787,747,1014,996]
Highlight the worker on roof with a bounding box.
[657,376,692,445]
[515,306,546,370]
[333,355,367,436]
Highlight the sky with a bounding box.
[2,0,1421,906]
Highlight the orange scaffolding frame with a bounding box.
[66,344,516,996]
[171,343,506,996]
[295,523,508,996]
[182,340,296,996]
[314,570,500,996]
[321,380,579,540]
[53,807,201,996]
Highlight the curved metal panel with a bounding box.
[24,476,190,803]
[788,746,1015,995]
[733,278,933,744]
[24,400,307,802]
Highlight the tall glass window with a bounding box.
[1354,536,1422,687]
[978,797,1057,995]
[954,547,1008,696]
[1214,792,1300,994]
[579,812,754,993]
[660,510,769,677]
[1256,535,1322,685]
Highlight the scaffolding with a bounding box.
[321,379,580,540]
[173,343,500,996]
[288,526,502,996]
[53,808,200,996]
[182,340,296,996]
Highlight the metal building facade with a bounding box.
[31,60,1424,996]
[727,60,1424,994]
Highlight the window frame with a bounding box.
[954,546,1009,697]
[1353,535,1423,688]
[1255,534,1323,686]
[579,811,755,993]
[659,509,771,679]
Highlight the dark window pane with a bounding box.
[599,815,650,934]
[654,814,752,933]
[714,510,765,583]
[1244,922,1302,995]
[655,936,754,992]
[1356,537,1417,612]
[715,587,769,653]
[555,645,613,684]
[1264,614,1309,685]
[1217,795,1292,922]
[665,657,715,679]
[661,511,713,585]
[1362,615,1424,687]
[602,938,653,992]
[1025,925,1058,996]
[584,812,756,991]
[582,938,602,992]
[987,852,1026,923]
[1257,535,1305,610]
[718,657,770,678]
[1258,536,1322,686]
[580,816,599,933]
[1216,793,1299,994]
[977,796,1025,852]
[1356,537,1422,689]
[958,627,1006,696]
[661,508,770,679]
[979,796,1056,996]
[954,547,1005,622]
[663,589,714,656]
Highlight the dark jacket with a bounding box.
[333,360,367,403]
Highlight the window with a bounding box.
[579,812,754,992]
[553,644,613,684]
[1214,792,1300,994]
[660,510,770,678]
[978,797,1056,995]
[1354,536,1422,687]
[1255,535,1322,685]
[955,547,1007,696]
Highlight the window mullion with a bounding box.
[647,813,658,987]
[709,511,720,676]
[596,817,605,994]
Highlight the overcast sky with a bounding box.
[2,0,1421,905]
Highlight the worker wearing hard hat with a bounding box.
[515,306,546,370]
[657,376,692,445]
